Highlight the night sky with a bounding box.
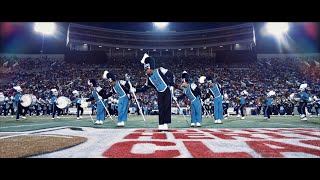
[0,22,319,54]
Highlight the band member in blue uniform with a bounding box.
[264,90,274,120]
[175,71,202,127]
[86,79,108,125]
[298,84,310,121]
[13,85,26,121]
[131,54,175,131]
[72,90,83,120]
[50,88,61,120]
[200,76,223,124]
[239,90,248,120]
[102,70,131,127]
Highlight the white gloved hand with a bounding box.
[98,95,102,100]
[170,86,174,92]
[172,96,177,101]
[102,70,109,79]
[130,87,136,93]
[199,76,206,84]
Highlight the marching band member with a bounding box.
[35,98,42,116]
[3,97,10,117]
[0,90,6,117]
[13,85,26,121]
[50,88,61,119]
[102,70,131,127]
[306,96,313,118]
[264,90,274,120]
[175,71,202,127]
[298,84,309,121]
[72,90,83,120]
[130,53,175,131]
[239,90,247,120]
[200,76,223,124]
[8,96,14,117]
[314,96,320,116]
[256,96,262,116]
[86,79,108,125]
[223,93,229,119]
[234,96,241,117]
[288,98,295,116]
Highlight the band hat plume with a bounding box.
[141,53,155,71]
[181,71,189,83]
[140,53,149,64]
[88,79,97,87]
[102,70,109,79]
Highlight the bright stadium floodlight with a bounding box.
[34,22,56,35]
[265,22,289,37]
[153,22,169,29]
[34,22,56,54]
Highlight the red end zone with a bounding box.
[103,128,320,158]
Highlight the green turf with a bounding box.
[0,115,319,132]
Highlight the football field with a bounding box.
[0,115,319,158]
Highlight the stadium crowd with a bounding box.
[0,54,320,117]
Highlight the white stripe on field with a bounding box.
[0,134,73,140]
[0,134,29,139]
[0,122,61,129]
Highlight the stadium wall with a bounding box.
[0,53,65,60]
[257,53,320,60]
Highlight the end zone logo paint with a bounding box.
[103,128,320,158]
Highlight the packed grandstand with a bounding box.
[0,22,319,118]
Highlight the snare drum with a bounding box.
[56,96,71,109]
[20,94,37,107]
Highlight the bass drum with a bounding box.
[20,94,37,107]
[56,96,71,109]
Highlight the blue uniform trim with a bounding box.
[148,69,168,92]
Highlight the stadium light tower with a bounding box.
[265,22,289,38]
[34,22,56,54]
[153,22,169,31]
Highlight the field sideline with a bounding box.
[1,115,319,158]
[0,115,319,132]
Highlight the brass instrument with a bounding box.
[259,97,266,104]
[235,97,240,103]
